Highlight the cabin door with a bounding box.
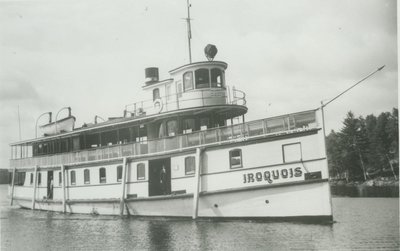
[47,171,54,199]
[148,158,171,196]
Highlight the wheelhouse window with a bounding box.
[70,171,76,185]
[183,71,194,91]
[167,120,178,137]
[30,173,33,185]
[185,156,195,175]
[137,163,145,180]
[99,167,106,183]
[38,173,42,185]
[59,172,62,186]
[229,149,242,169]
[153,88,160,101]
[195,68,210,89]
[183,118,195,134]
[117,165,123,182]
[84,169,90,184]
[211,68,223,88]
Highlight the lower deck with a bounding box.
[8,128,333,220]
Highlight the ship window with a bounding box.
[266,118,285,133]
[38,172,42,185]
[38,144,43,155]
[183,71,194,91]
[185,156,195,175]
[8,172,13,185]
[117,165,123,182]
[15,172,26,186]
[200,118,210,130]
[16,145,21,158]
[72,137,80,151]
[167,120,178,137]
[137,163,145,180]
[70,171,76,185]
[166,84,172,101]
[283,143,302,163]
[99,167,106,183]
[183,118,195,134]
[195,68,210,89]
[229,149,242,169]
[211,68,223,88]
[30,173,33,185]
[84,169,90,184]
[293,112,316,129]
[153,88,160,101]
[59,172,62,186]
[27,145,32,157]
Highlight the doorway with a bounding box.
[148,158,171,196]
[47,171,54,199]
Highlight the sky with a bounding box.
[0,0,397,169]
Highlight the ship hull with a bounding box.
[12,179,332,222]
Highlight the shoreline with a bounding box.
[330,177,399,197]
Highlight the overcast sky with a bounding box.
[0,0,397,169]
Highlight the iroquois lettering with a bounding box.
[243,167,303,184]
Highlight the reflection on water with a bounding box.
[1,185,399,250]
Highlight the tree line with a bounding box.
[326,108,398,181]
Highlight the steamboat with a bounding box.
[8,3,333,222]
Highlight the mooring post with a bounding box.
[61,165,66,213]
[10,167,16,206]
[31,165,38,210]
[119,158,128,215]
[192,148,202,219]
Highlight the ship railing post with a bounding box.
[119,157,128,216]
[10,167,16,206]
[192,147,202,220]
[318,105,333,218]
[61,165,66,213]
[31,165,38,210]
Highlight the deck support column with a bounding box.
[61,165,66,213]
[31,165,38,210]
[10,167,16,206]
[119,158,128,215]
[192,147,203,219]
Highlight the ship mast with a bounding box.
[186,0,192,63]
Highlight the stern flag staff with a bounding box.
[321,65,385,110]
[320,65,385,138]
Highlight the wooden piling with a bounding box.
[10,167,16,206]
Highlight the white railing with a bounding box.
[10,110,317,169]
[124,87,246,117]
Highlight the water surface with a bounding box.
[1,186,398,250]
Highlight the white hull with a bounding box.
[12,180,332,221]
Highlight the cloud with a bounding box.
[0,77,39,101]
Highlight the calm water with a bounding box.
[1,185,399,251]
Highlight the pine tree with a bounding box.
[340,111,366,180]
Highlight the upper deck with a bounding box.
[125,61,246,118]
[10,110,319,169]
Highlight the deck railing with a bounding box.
[10,110,318,168]
[124,86,246,116]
